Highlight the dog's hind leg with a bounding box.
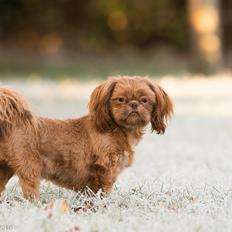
[7,147,42,201]
[18,173,40,200]
[0,161,14,193]
[13,158,41,201]
[15,157,42,200]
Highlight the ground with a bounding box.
[0,75,232,232]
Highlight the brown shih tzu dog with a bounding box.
[0,76,173,200]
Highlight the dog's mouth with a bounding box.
[127,110,140,118]
[125,110,144,123]
[114,109,148,129]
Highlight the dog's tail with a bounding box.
[0,87,38,138]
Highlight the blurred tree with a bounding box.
[188,0,222,73]
[0,0,188,52]
[221,0,232,68]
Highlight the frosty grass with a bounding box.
[0,75,232,232]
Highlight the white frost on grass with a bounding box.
[0,75,232,231]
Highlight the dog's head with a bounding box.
[89,76,173,134]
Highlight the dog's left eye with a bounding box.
[118,96,126,103]
[140,96,148,103]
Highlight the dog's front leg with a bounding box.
[87,165,118,195]
[87,151,123,195]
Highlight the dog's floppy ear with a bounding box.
[146,80,173,134]
[89,79,117,132]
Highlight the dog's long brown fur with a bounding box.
[0,76,173,200]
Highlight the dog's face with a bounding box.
[109,79,155,129]
[89,76,173,134]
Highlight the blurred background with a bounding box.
[1,2,232,230]
[0,0,231,79]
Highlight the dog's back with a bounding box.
[0,87,37,139]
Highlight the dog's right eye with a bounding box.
[118,97,126,103]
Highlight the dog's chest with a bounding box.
[123,150,134,167]
[122,132,142,168]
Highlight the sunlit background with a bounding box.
[0,0,231,117]
[0,2,232,231]
[0,0,231,79]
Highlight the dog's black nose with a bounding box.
[129,100,139,109]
